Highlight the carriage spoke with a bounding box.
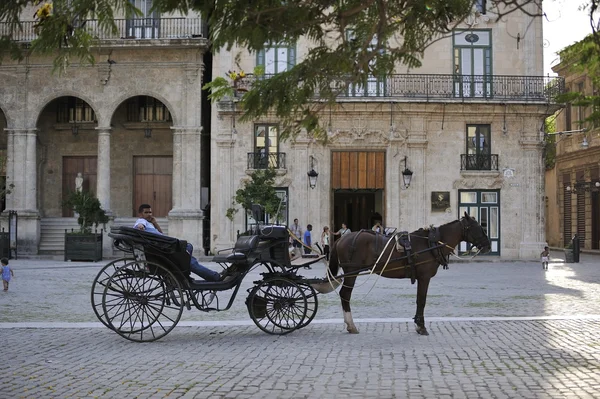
[102,262,184,342]
[246,277,308,335]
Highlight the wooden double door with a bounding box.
[62,157,97,217]
[133,156,172,217]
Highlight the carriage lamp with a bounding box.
[308,155,319,189]
[401,156,413,189]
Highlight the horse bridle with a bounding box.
[460,217,489,250]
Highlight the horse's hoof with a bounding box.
[347,328,360,334]
[415,326,429,336]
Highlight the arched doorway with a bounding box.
[111,95,174,217]
[35,96,99,217]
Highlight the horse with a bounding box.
[312,212,491,335]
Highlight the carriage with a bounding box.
[91,222,326,342]
[91,210,490,341]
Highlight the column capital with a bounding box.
[171,126,203,135]
[4,128,37,136]
[95,126,113,134]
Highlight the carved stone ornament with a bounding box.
[328,128,390,145]
[452,176,505,190]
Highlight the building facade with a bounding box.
[0,5,210,255]
[210,4,564,259]
[546,61,600,250]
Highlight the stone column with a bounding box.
[95,127,112,214]
[518,137,546,258]
[96,127,113,257]
[5,128,40,254]
[169,126,203,247]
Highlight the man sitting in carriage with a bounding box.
[134,204,227,282]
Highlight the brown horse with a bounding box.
[312,212,491,335]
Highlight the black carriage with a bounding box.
[91,224,325,342]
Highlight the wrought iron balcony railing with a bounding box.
[461,154,499,171]
[247,152,286,170]
[234,74,564,103]
[0,18,206,42]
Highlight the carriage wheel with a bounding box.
[91,258,135,329]
[102,261,184,342]
[296,282,318,329]
[246,277,308,335]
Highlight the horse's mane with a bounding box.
[415,219,461,235]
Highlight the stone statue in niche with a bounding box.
[75,172,83,193]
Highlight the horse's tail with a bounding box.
[310,239,341,294]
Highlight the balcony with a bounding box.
[235,74,564,103]
[247,152,286,170]
[0,18,206,42]
[461,154,499,171]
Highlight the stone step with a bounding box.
[39,217,169,254]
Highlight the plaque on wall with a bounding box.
[431,191,450,212]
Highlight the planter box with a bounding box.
[64,233,103,262]
[564,248,574,264]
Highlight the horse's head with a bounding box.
[460,212,491,254]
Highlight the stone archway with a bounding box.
[35,96,99,217]
[110,95,175,217]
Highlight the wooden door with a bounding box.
[134,156,172,217]
[62,157,97,216]
[331,151,385,189]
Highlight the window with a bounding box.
[57,97,96,123]
[576,81,585,129]
[253,124,280,168]
[127,96,172,122]
[257,44,296,74]
[453,30,492,98]
[476,0,487,14]
[346,31,386,96]
[465,124,492,170]
[246,188,288,228]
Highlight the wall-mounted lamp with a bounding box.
[144,122,152,139]
[401,156,413,189]
[71,121,79,136]
[307,155,319,189]
[545,128,589,149]
[566,180,600,194]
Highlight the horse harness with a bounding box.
[339,227,453,284]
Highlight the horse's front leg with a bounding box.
[340,276,359,334]
[413,277,431,336]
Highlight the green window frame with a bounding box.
[256,44,296,74]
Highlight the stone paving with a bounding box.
[0,251,599,398]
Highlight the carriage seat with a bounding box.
[226,235,260,262]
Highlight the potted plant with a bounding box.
[564,241,574,264]
[63,190,109,261]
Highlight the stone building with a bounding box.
[546,57,600,250]
[0,5,210,255]
[1,3,565,259]
[211,4,564,259]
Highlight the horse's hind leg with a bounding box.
[340,276,359,334]
[413,278,431,336]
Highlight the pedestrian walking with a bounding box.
[321,226,331,261]
[303,224,313,254]
[290,218,303,249]
[333,223,351,238]
[1,257,14,292]
[541,246,550,270]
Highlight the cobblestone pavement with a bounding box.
[1,251,599,398]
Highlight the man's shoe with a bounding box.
[205,291,216,306]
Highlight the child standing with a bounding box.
[1,257,14,291]
[541,247,550,270]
